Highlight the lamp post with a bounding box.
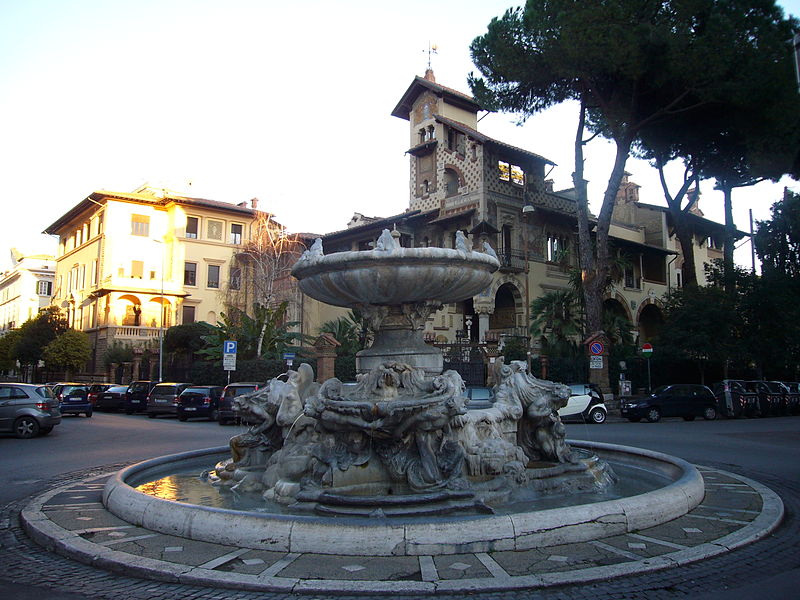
[522,204,535,372]
[153,237,166,382]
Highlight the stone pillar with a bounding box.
[313,333,341,383]
[478,311,490,343]
[108,363,118,384]
[131,356,142,381]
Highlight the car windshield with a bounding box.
[35,386,54,398]
[225,386,257,397]
[153,385,177,395]
[130,383,150,392]
[62,386,88,395]
[108,386,128,393]
[569,384,588,396]
[183,388,211,395]
[651,385,669,395]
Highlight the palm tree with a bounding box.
[529,289,583,357]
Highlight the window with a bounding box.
[207,220,223,240]
[185,216,199,239]
[207,264,220,289]
[444,169,459,197]
[510,164,524,186]
[182,305,196,324]
[131,260,144,279]
[91,260,98,285]
[547,234,568,262]
[131,214,150,236]
[184,262,197,286]
[36,280,52,296]
[498,161,510,181]
[230,223,243,245]
[229,267,242,290]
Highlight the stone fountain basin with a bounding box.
[291,247,499,307]
[102,441,704,556]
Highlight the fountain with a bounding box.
[102,230,705,556]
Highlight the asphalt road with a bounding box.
[2,410,799,599]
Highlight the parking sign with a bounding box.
[223,340,238,355]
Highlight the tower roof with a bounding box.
[391,73,481,121]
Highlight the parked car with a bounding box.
[87,383,114,407]
[124,380,158,414]
[750,381,789,417]
[558,383,607,424]
[54,384,93,417]
[0,383,61,438]
[177,386,224,421]
[784,382,800,415]
[741,380,778,417]
[465,386,495,409]
[620,384,717,423]
[96,385,129,412]
[219,382,268,425]
[146,382,192,418]
[712,380,759,418]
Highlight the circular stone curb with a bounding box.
[20,457,784,594]
[100,441,705,556]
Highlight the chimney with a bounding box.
[424,68,436,83]
[251,197,259,210]
[236,201,248,208]
[687,187,703,216]
[544,179,554,193]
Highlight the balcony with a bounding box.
[497,248,526,273]
[106,326,164,341]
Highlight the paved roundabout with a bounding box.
[16,456,783,596]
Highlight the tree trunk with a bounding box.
[572,95,594,332]
[721,184,736,294]
[672,211,699,288]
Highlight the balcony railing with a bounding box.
[107,326,164,339]
[497,248,526,272]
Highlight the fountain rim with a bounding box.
[102,440,704,556]
[291,246,500,278]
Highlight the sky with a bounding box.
[1,0,798,272]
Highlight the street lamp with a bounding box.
[522,204,535,370]
[152,237,166,382]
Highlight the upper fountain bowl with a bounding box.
[291,230,500,308]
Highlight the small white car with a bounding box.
[558,383,607,424]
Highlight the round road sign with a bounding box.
[589,341,604,355]
[641,343,654,357]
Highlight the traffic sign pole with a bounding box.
[641,343,654,393]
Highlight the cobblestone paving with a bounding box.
[1,461,798,599]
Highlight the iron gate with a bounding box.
[437,343,486,387]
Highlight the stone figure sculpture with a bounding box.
[208,233,613,515]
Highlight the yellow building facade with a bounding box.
[44,186,261,377]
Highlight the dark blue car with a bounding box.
[55,384,93,418]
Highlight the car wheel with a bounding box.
[627,417,641,422]
[85,411,92,418]
[178,415,188,422]
[148,412,157,419]
[39,426,54,436]
[588,407,606,424]
[218,418,229,426]
[703,406,717,420]
[683,415,695,421]
[14,416,40,439]
[646,407,661,423]
[125,409,133,415]
[210,409,219,422]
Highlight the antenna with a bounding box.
[423,41,438,70]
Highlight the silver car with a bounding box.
[0,383,61,438]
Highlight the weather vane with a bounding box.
[423,41,438,70]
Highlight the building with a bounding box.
[319,70,744,369]
[43,185,266,378]
[0,249,55,333]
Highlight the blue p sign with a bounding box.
[223,340,238,355]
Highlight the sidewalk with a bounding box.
[19,465,783,595]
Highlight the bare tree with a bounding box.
[221,210,305,356]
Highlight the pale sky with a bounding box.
[1,0,798,271]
